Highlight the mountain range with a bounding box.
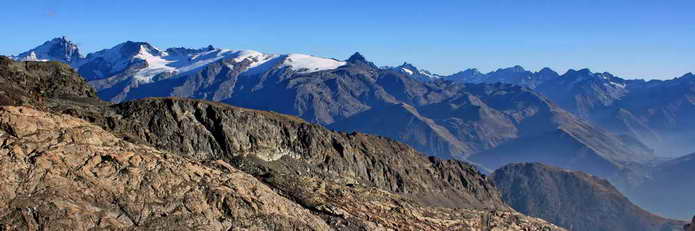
[0,56,565,230]
[446,65,695,158]
[7,37,695,220]
[9,37,654,159]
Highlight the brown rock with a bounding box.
[0,106,329,230]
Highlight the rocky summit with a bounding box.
[0,57,566,230]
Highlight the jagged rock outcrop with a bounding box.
[12,37,83,66]
[491,163,686,231]
[0,57,566,230]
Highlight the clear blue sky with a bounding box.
[1,0,693,79]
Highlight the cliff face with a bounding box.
[0,57,565,230]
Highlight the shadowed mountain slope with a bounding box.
[626,152,695,219]
[492,163,685,231]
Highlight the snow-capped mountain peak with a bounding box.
[89,41,164,63]
[392,62,416,75]
[67,40,347,83]
[388,62,442,81]
[398,62,419,73]
[14,36,82,64]
[11,39,371,86]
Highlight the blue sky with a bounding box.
[1,0,693,79]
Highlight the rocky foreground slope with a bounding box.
[0,57,565,230]
[0,106,329,230]
[491,163,685,231]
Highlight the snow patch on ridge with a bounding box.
[401,67,414,75]
[607,81,626,89]
[282,54,346,73]
[132,45,177,82]
[16,51,46,62]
